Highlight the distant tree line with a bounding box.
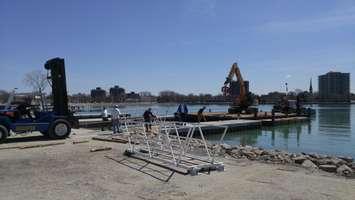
[0,90,9,103]
[157,90,228,103]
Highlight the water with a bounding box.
[76,103,232,117]
[206,104,355,158]
[80,103,355,158]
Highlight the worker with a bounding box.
[182,104,188,121]
[101,107,109,131]
[183,104,188,114]
[143,108,156,132]
[176,104,183,121]
[197,106,207,122]
[17,103,33,119]
[111,105,121,134]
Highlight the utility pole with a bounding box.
[285,82,288,95]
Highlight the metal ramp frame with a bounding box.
[121,118,228,176]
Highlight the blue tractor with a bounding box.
[0,58,78,142]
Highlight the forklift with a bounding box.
[0,58,78,142]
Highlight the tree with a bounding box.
[0,90,9,104]
[23,70,48,110]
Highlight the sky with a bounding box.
[1,0,354,95]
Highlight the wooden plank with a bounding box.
[90,146,112,152]
[19,142,65,149]
[92,136,129,144]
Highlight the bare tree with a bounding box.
[23,70,48,110]
[0,90,9,104]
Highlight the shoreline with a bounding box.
[1,129,354,200]
[219,143,355,177]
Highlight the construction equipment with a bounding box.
[221,62,257,114]
[0,58,78,142]
[273,95,315,116]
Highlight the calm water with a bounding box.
[81,103,355,158]
[206,104,355,158]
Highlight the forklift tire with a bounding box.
[48,119,71,139]
[0,125,9,143]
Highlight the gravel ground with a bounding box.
[0,129,354,200]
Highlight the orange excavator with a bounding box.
[221,62,256,114]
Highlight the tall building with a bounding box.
[90,87,106,102]
[309,78,313,94]
[318,72,350,102]
[109,85,125,102]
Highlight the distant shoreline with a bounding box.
[69,102,231,107]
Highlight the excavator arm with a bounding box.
[222,62,246,104]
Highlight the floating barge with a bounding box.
[78,112,310,134]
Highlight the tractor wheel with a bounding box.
[48,119,71,139]
[0,125,9,143]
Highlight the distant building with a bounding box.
[90,87,106,102]
[309,78,313,94]
[318,72,350,102]
[259,91,285,104]
[109,85,125,102]
[125,92,140,102]
[139,91,156,102]
[69,93,91,103]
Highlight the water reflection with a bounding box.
[207,104,354,157]
[318,104,351,136]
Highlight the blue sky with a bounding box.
[1,0,354,95]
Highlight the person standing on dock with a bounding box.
[197,106,207,123]
[182,104,188,121]
[101,107,109,131]
[143,108,156,132]
[111,105,121,134]
[176,104,183,121]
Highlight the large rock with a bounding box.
[229,149,242,158]
[241,149,257,160]
[316,157,345,166]
[221,143,232,151]
[252,149,264,156]
[259,155,272,162]
[309,153,322,159]
[319,165,337,173]
[293,155,307,164]
[302,160,318,170]
[338,156,354,163]
[336,164,353,177]
[329,157,347,166]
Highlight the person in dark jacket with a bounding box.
[197,106,206,122]
[143,108,156,132]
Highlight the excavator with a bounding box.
[221,62,257,114]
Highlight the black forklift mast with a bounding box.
[44,58,69,116]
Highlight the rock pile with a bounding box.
[219,144,354,177]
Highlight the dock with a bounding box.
[189,119,262,133]
[78,112,310,134]
[261,116,310,126]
